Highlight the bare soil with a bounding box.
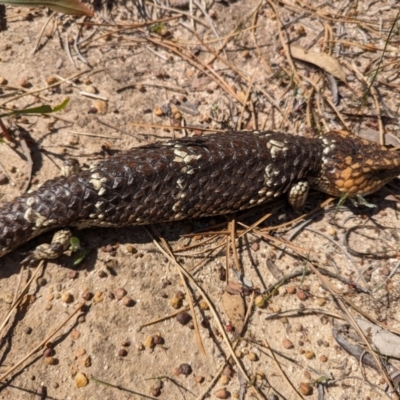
[0,1,400,399]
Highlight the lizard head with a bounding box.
[310,130,400,198]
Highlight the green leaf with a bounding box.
[69,236,81,252]
[73,248,91,265]
[0,0,94,16]
[0,98,69,118]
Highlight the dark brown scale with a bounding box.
[1,130,400,259]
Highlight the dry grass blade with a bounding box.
[0,302,85,383]
[304,261,398,399]
[0,261,44,340]
[146,226,206,357]
[145,228,264,400]
[263,337,305,400]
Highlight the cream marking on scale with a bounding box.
[24,208,49,228]
[269,139,285,148]
[98,187,107,196]
[90,179,102,190]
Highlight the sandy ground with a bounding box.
[0,0,400,399]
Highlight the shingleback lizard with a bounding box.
[0,129,399,260]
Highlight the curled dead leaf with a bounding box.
[290,45,346,83]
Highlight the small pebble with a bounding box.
[71,329,80,340]
[247,352,258,361]
[75,372,89,388]
[304,351,315,359]
[0,174,8,185]
[176,311,192,325]
[122,296,135,307]
[315,298,326,306]
[215,388,230,399]
[199,301,209,310]
[145,336,155,348]
[153,334,164,345]
[81,289,93,301]
[93,291,104,303]
[282,339,294,349]
[61,292,73,303]
[195,376,204,383]
[299,382,313,396]
[68,270,78,280]
[25,327,32,335]
[93,100,107,115]
[46,76,58,85]
[294,323,303,332]
[114,288,127,300]
[295,24,306,35]
[223,366,234,377]
[153,106,164,116]
[254,295,267,308]
[118,349,128,357]
[297,290,308,301]
[178,363,192,376]
[319,355,328,362]
[251,242,259,251]
[37,277,47,287]
[125,245,137,254]
[0,77,8,85]
[327,227,337,237]
[270,304,281,313]
[304,371,311,379]
[18,78,31,88]
[78,355,91,367]
[220,375,230,385]
[286,286,296,294]
[43,348,54,358]
[84,85,97,94]
[170,296,183,309]
[44,357,57,365]
[97,270,107,278]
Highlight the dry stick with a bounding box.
[190,30,291,127]
[304,261,398,399]
[145,229,264,400]
[0,69,100,108]
[0,261,44,340]
[267,0,301,85]
[229,220,242,275]
[146,226,206,357]
[197,293,256,400]
[140,0,208,28]
[177,23,261,47]
[139,306,190,329]
[129,122,225,133]
[78,15,184,48]
[263,337,305,400]
[0,302,85,383]
[237,69,257,130]
[145,36,241,104]
[64,33,77,68]
[344,61,385,141]
[251,0,273,75]
[32,11,56,54]
[277,0,381,31]
[193,0,223,49]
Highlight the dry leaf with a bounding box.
[221,291,245,337]
[290,45,347,83]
